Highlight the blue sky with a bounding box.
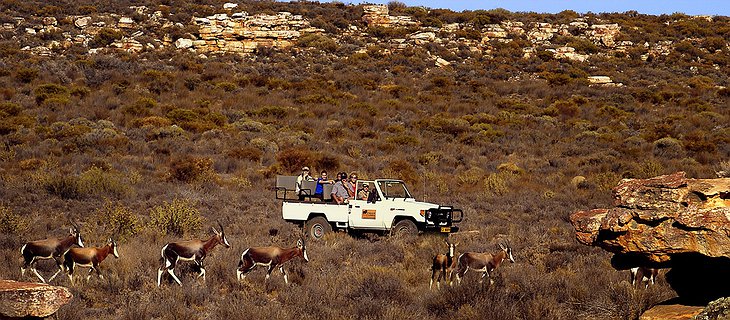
[324,0,729,16]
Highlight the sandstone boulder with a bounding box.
[0,280,72,318]
[571,172,730,303]
[572,172,730,263]
[175,38,193,49]
[75,16,91,28]
[640,304,704,320]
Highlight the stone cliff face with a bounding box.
[190,11,320,54]
[571,172,730,264]
[571,172,730,303]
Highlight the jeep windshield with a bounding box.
[377,180,412,199]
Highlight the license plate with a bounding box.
[440,227,451,233]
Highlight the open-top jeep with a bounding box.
[276,176,463,240]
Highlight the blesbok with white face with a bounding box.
[455,241,515,285]
[63,238,119,285]
[237,238,309,285]
[430,238,458,290]
[157,223,230,287]
[630,267,659,288]
[20,222,84,283]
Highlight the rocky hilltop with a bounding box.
[6,2,720,79]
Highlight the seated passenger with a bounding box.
[358,183,369,201]
[296,166,314,201]
[314,170,333,201]
[331,172,350,205]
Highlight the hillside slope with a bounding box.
[0,1,727,319]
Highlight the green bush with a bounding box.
[90,28,123,48]
[297,33,338,53]
[148,199,202,236]
[653,137,684,159]
[78,166,131,198]
[0,204,28,235]
[15,68,38,83]
[44,174,83,200]
[34,83,69,105]
[95,200,140,241]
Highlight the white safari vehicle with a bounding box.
[276,176,463,240]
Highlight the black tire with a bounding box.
[392,219,418,237]
[306,216,332,240]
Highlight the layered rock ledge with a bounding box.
[0,280,72,318]
[571,172,730,264]
[571,172,730,303]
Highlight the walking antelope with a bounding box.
[20,223,83,283]
[455,241,515,285]
[157,223,230,287]
[63,238,119,285]
[430,238,458,290]
[630,267,659,288]
[237,238,308,285]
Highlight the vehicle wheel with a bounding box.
[306,216,332,240]
[392,219,418,237]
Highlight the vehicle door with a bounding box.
[348,181,384,229]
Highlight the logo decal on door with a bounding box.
[362,209,376,219]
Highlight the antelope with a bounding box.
[157,223,230,287]
[455,241,515,285]
[237,238,309,285]
[63,238,119,285]
[430,238,458,290]
[630,267,659,288]
[20,223,83,283]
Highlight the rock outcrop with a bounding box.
[191,11,318,54]
[362,4,418,28]
[639,304,704,320]
[0,280,72,318]
[571,172,730,264]
[571,172,730,303]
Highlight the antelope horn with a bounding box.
[70,218,80,232]
[217,221,224,233]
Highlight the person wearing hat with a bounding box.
[331,172,350,205]
[357,183,370,201]
[296,166,314,201]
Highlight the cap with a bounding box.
[362,183,368,187]
[302,166,310,171]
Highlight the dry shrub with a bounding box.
[169,156,215,183]
[276,147,318,173]
[483,171,516,197]
[18,158,46,170]
[636,160,664,179]
[148,198,202,236]
[129,116,172,128]
[653,137,685,159]
[78,166,131,198]
[93,200,140,242]
[0,204,28,235]
[227,146,263,162]
[383,159,418,185]
[44,174,83,200]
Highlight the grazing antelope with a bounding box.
[20,223,83,283]
[157,223,230,287]
[455,241,515,285]
[237,238,309,284]
[63,238,119,285]
[630,267,659,288]
[430,238,458,290]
